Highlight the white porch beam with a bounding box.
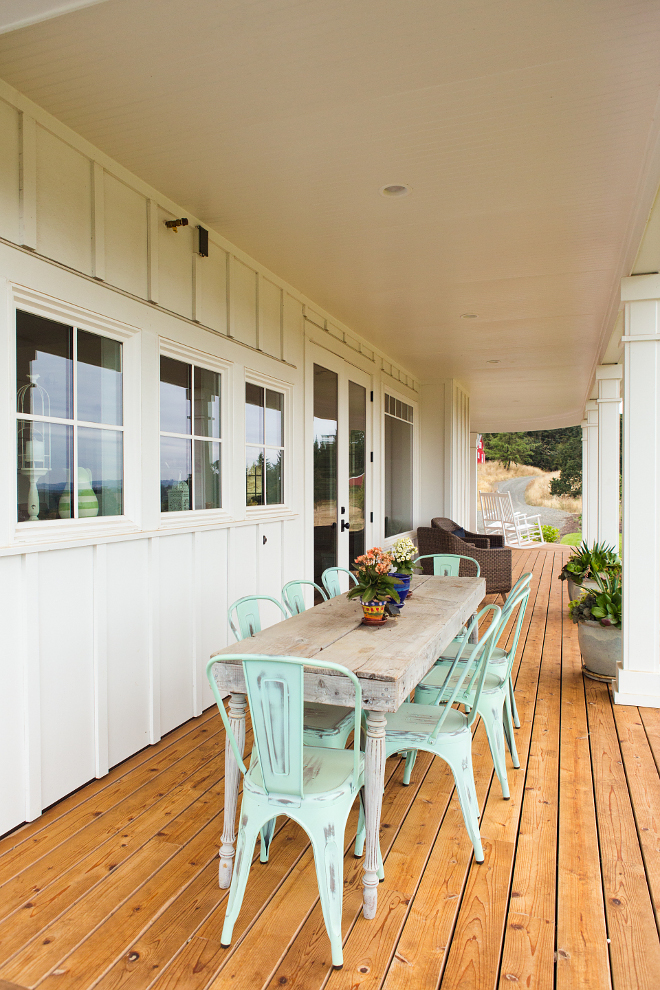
[615,274,660,708]
[596,365,622,550]
[469,432,479,532]
[581,400,599,545]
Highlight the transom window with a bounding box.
[160,356,221,512]
[384,392,414,538]
[16,309,123,522]
[245,382,284,506]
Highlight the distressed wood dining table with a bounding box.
[209,572,485,919]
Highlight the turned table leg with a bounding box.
[218,691,247,889]
[363,710,387,919]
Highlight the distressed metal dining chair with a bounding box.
[321,566,358,598]
[281,579,327,615]
[415,552,481,577]
[411,580,531,799]
[206,653,366,969]
[380,604,502,863]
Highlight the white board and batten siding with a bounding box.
[0,80,441,836]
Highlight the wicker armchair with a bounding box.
[417,526,512,596]
[431,516,505,549]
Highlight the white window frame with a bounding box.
[381,384,419,546]
[158,339,233,527]
[245,369,293,520]
[9,285,140,545]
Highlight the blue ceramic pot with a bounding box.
[392,572,412,609]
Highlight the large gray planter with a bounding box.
[577,619,622,682]
[566,576,600,603]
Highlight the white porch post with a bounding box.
[469,432,479,532]
[596,365,622,550]
[581,400,599,545]
[614,274,660,708]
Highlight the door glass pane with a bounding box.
[266,448,283,504]
[160,357,191,435]
[77,330,122,425]
[384,415,413,537]
[78,426,123,516]
[17,421,72,521]
[246,447,264,505]
[265,389,283,446]
[245,383,264,444]
[194,367,221,438]
[348,381,366,561]
[313,364,338,585]
[160,435,192,511]
[16,310,72,420]
[195,440,221,509]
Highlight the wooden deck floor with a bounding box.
[2,545,660,990]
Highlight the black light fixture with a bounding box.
[197,225,209,257]
[165,217,189,231]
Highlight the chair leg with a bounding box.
[503,694,520,769]
[311,824,346,968]
[509,677,521,729]
[479,700,510,799]
[221,816,260,947]
[260,817,277,863]
[444,746,484,863]
[402,750,417,785]
[355,790,365,857]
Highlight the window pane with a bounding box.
[160,357,191,435]
[17,420,72,521]
[265,448,283,504]
[161,436,192,511]
[194,367,221,438]
[349,381,366,561]
[78,427,123,516]
[16,310,72,420]
[313,364,337,585]
[265,389,283,447]
[246,383,264,444]
[77,330,122,426]
[195,440,221,510]
[384,415,412,538]
[246,447,264,506]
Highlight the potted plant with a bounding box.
[347,547,400,623]
[569,572,622,681]
[560,540,621,601]
[389,537,418,609]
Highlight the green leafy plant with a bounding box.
[389,537,418,576]
[347,547,401,604]
[559,540,621,584]
[568,572,622,628]
[534,525,559,543]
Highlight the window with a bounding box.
[16,310,123,522]
[160,356,221,512]
[246,382,284,506]
[384,392,413,538]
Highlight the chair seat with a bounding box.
[246,746,364,797]
[384,702,468,742]
[440,642,508,668]
[418,665,506,697]
[303,703,354,733]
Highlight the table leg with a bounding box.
[468,611,478,644]
[363,710,387,919]
[218,691,247,889]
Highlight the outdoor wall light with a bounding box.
[165,217,189,231]
[197,225,209,257]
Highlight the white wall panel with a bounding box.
[38,547,96,810]
[103,172,148,299]
[158,533,194,736]
[259,277,282,359]
[195,527,229,711]
[230,257,257,348]
[36,126,92,275]
[158,207,193,319]
[228,525,258,606]
[0,99,19,244]
[257,521,282,612]
[105,540,150,768]
[194,240,227,335]
[0,555,26,833]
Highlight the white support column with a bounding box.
[469,433,479,532]
[596,365,622,550]
[581,400,599,545]
[615,273,660,708]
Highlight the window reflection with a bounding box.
[245,383,285,506]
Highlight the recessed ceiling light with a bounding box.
[380,184,411,197]
[487,359,500,364]
[461,313,478,319]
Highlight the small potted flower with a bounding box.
[389,537,418,609]
[569,571,622,681]
[347,547,400,623]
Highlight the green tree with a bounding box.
[549,434,582,496]
[484,432,538,470]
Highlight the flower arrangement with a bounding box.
[389,537,418,576]
[347,547,401,604]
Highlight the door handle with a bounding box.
[341,519,351,532]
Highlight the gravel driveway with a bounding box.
[477,475,576,534]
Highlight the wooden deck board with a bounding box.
[1,546,659,990]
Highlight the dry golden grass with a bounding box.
[477,460,545,493]
[525,473,582,514]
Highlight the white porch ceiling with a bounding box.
[0,0,659,430]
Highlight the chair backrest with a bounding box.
[480,491,517,525]
[497,574,532,676]
[282,580,327,616]
[205,654,363,799]
[427,603,502,736]
[415,553,481,578]
[228,595,288,641]
[322,567,358,598]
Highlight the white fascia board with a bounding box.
[0,0,111,35]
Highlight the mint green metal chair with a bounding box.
[282,579,327,616]
[411,583,530,799]
[322,566,358,598]
[415,553,480,577]
[227,595,355,750]
[381,604,502,863]
[206,653,367,969]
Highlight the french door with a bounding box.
[307,344,372,587]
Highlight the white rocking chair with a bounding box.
[479,491,544,547]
